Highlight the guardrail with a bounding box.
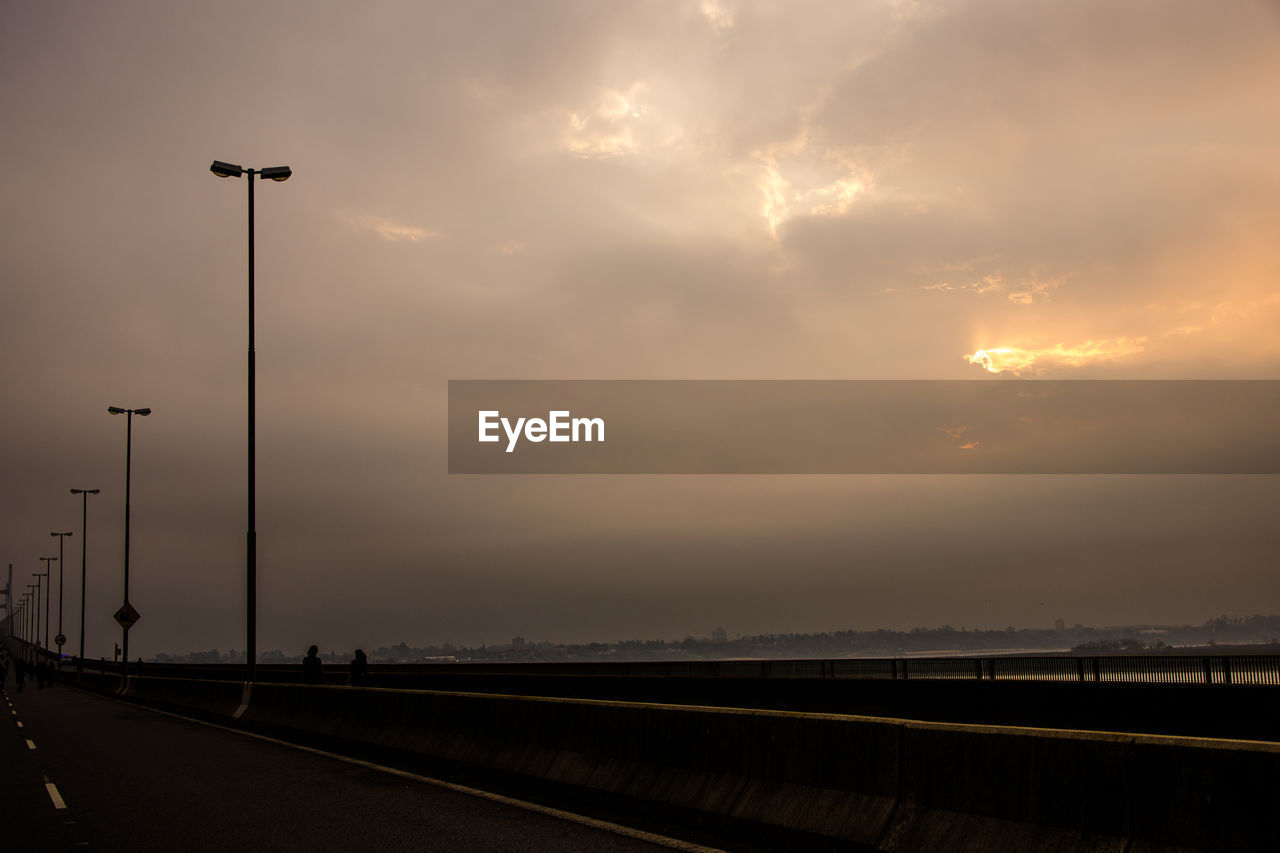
[62,673,1280,852]
[65,652,1280,685]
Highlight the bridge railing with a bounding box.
[61,652,1280,685]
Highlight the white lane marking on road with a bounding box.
[26,738,37,750]
[16,721,23,728]
[118,701,726,853]
[45,781,68,809]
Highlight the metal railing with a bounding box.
[58,652,1280,686]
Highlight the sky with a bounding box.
[2,0,1278,659]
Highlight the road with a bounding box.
[1,682,712,853]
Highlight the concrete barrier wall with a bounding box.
[239,684,902,845]
[122,676,247,718]
[79,676,1279,852]
[64,670,121,694]
[888,723,1133,852]
[1129,735,1280,853]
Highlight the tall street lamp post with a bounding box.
[108,405,150,676]
[51,531,73,664]
[71,489,100,669]
[27,580,42,651]
[210,159,292,684]
[21,593,32,645]
[37,559,56,651]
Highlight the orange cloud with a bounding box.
[966,338,1147,375]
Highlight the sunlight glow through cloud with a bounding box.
[967,338,1148,375]
[756,158,870,236]
[562,83,651,158]
[700,1,735,32]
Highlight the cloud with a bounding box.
[939,425,979,450]
[561,83,652,158]
[343,213,441,243]
[700,1,735,32]
[755,150,873,236]
[1007,275,1063,304]
[966,338,1148,375]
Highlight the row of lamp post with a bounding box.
[7,403,143,673]
[9,405,144,675]
[5,159,288,680]
[7,496,101,670]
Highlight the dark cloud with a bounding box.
[2,1,1277,656]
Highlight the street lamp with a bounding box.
[27,579,42,651]
[210,158,292,684]
[71,489,100,669]
[20,593,31,645]
[38,558,56,651]
[51,531,72,664]
[108,405,150,677]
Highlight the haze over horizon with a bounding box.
[2,1,1278,659]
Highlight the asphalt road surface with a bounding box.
[1,681,711,853]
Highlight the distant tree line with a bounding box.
[147,614,1280,664]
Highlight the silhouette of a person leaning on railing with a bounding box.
[302,645,324,684]
[349,649,368,686]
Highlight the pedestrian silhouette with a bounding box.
[349,649,368,686]
[302,645,324,684]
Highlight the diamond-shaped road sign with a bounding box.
[114,602,140,631]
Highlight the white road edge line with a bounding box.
[115,698,726,853]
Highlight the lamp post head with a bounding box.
[259,165,292,182]
[211,160,244,178]
[52,531,73,537]
[136,407,152,416]
[108,406,124,415]
[71,488,100,495]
